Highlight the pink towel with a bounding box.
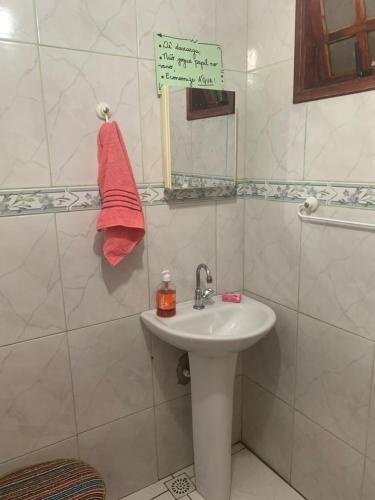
[96,121,145,266]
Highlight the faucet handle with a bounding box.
[202,288,215,300]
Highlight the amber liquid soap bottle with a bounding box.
[156,270,176,317]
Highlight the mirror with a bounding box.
[161,85,237,196]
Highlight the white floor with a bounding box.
[123,444,304,500]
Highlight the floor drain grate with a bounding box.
[165,473,195,499]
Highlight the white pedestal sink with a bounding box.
[141,295,276,500]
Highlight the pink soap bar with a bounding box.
[222,293,242,303]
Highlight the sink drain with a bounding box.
[165,473,195,498]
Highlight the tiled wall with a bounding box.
[242,2,375,500]
[0,1,247,499]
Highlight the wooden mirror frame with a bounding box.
[294,0,375,103]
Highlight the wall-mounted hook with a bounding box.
[96,102,111,122]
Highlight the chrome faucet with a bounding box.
[193,263,214,309]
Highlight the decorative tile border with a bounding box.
[0,183,165,217]
[237,179,375,209]
[2,179,375,217]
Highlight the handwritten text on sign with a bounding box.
[154,33,224,94]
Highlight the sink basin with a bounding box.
[141,295,276,500]
[141,295,276,355]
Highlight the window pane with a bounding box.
[365,0,375,18]
[329,37,357,75]
[324,0,355,32]
[368,31,375,66]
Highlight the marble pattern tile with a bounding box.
[0,0,36,42]
[247,0,295,71]
[152,336,191,405]
[246,60,306,180]
[216,199,244,294]
[56,210,149,330]
[0,42,49,188]
[138,60,163,183]
[367,364,375,461]
[155,395,193,478]
[291,412,364,500]
[69,315,153,432]
[0,437,78,477]
[305,91,375,182]
[36,0,137,56]
[146,203,216,304]
[299,207,375,341]
[295,314,373,452]
[79,409,157,500]
[215,0,247,72]
[40,47,142,186]
[231,449,303,500]
[136,0,215,59]
[243,295,297,405]
[242,378,294,481]
[362,459,375,500]
[244,199,301,310]
[0,334,76,463]
[0,214,65,347]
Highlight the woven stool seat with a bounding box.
[0,459,106,499]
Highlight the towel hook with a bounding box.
[96,102,111,123]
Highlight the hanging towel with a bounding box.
[96,121,145,266]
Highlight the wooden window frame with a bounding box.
[294,0,375,103]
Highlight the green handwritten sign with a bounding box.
[154,33,224,95]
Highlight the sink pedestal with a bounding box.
[189,352,238,500]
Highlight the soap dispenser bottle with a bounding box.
[156,270,176,317]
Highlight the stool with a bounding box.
[0,459,106,499]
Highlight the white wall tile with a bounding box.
[136,0,215,59]
[138,60,163,183]
[40,47,142,186]
[244,199,301,310]
[146,203,216,304]
[0,42,49,188]
[0,438,78,477]
[36,0,137,56]
[242,378,294,481]
[296,314,373,452]
[243,296,297,405]
[305,91,375,182]
[291,412,364,500]
[0,214,65,347]
[69,315,153,432]
[216,199,244,294]
[246,60,306,180]
[155,395,193,478]
[0,334,76,463]
[0,1,36,42]
[79,409,158,500]
[367,364,375,462]
[215,0,247,72]
[362,459,375,500]
[56,210,149,330]
[152,336,190,405]
[299,207,375,341]
[247,0,295,71]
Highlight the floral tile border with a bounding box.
[2,179,375,217]
[237,180,375,209]
[0,183,166,217]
